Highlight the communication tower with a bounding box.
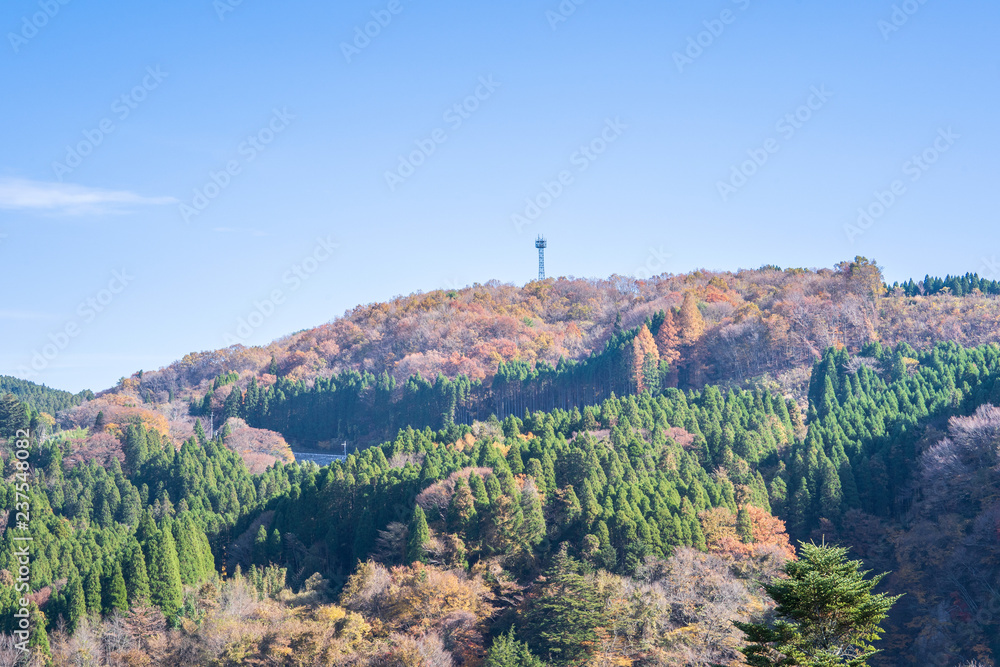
[535,235,547,280]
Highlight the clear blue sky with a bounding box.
[1,0,997,393]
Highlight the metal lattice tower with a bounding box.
[535,235,547,280]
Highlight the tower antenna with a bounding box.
[535,235,547,280]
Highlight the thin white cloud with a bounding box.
[0,178,177,215]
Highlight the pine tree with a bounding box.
[27,603,50,657]
[84,565,102,615]
[469,473,490,513]
[147,522,183,621]
[123,536,151,604]
[506,440,525,475]
[0,394,28,438]
[268,528,282,564]
[819,457,844,520]
[193,419,208,446]
[790,478,812,536]
[173,516,201,584]
[65,575,87,634]
[405,505,430,564]
[889,350,907,382]
[92,410,107,432]
[558,485,582,531]
[735,542,901,667]
[485,628,546,667]
[104,560,128,615]
[123,424,149,473]
[525,459,546,496]
[252,524,269,566]
[523,544,606,664]
[519,478,547,549]
[222,386,242,421]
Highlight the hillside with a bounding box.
[3,338,1000,663]
[3,259,1000,665]
[67,259,1000,451]
[0,376,92,417]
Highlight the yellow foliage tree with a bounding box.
[631,324,659,393]
[678,292,705,345]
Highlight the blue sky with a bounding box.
[0,0,997,393]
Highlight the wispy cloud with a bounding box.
[0,178,177,215]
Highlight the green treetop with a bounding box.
[734,542,901,667]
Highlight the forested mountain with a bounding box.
[3,258,1000,665]
[119,259,1000,420]
[2,338,1000,664]
[77,258,1000,453]
[0,377,91,418]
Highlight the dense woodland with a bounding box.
[1,260,1000,665]
[0,378,91,420]
[121,262,1000,419]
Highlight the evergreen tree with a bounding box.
[84,565,102,615]
[506,440,525,475]
[65,575,87,634]
[524,544,606,664]
[485,628,546,667]
[405,505,430,564]
[735,542,900,667]
[104,560,128,615]
[123,536,151,604]
[736,506,754,544]
[147,522,183,621]
[123,424,149,473]
[519,478,547,549]
[818,457,844,520]
[268,528,282,564]
[173,516,201,584]
[252,524,269,566]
